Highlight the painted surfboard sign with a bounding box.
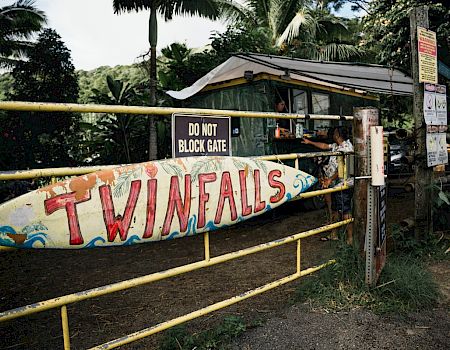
[0,156,316,249]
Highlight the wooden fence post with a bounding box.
[410,6,433,238]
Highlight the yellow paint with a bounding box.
[61,305,71,350]
[89,261,335,350]
[0,219,351,323]
[0,151,351,181]
[204,232,210,262]
[0,101,353,120]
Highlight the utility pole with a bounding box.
[409,6,433,238]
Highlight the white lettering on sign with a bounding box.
[188,123,200,136]
[202,123,218,136]
[178,139,206,153]
[207,139,227,153]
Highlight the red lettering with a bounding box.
[143,179,157,238]
[239,170,252,216]
[215,172,237,224]
[99,180,141,242]
[254,170,266,213]
[197,173,217,229]
[162,175,191,235]
[44,191,91,245]
[268,170,286,203]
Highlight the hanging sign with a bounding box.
[417,27,437,84]
[172,114,231,158]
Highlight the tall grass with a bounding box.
[295,243,441,314]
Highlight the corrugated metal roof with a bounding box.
[237,53,413,95]
[167,53,413,100]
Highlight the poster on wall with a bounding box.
[172,114,231,158]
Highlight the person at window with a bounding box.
[274,99,294,138]
[302,126,354,244]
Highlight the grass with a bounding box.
[159,315,247,350]
[294,243,442,314]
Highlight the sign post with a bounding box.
[410,6,434,238]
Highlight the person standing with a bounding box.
[302,126,354,244]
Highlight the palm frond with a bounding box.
[216,0,255,26]
[318,43,362,61]
[276,9,316,47]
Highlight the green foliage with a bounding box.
[77,75,148,164]
[1,28,80,169]
[295,244,440,314]
[390,223,447,258]
[0,72,14,100]
[431,184,450,232]
[159,316,246,350]
[0,0,47,68]
[363,0,450,74]
[159,25,276,91]
[77,64,148,104]
[373,256,441,313]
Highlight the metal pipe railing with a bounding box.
[0,101,353,121]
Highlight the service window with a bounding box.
[293,89,309,129]
[312,92,330,129]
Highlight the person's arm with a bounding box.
[302,138,331,150]
[321,171,338,188]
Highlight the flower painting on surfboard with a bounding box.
[0,156,316,249]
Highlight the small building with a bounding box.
[167,53,413,157]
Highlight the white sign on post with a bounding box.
[435,84,447,125]
[426,132,448,167]
[424,83,447,126]
[423,89,436,124]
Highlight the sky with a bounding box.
[7,0,361,71]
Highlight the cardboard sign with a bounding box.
[172,114,231,158]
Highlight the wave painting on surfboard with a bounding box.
[0,156,316,249]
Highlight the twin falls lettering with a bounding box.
[44,170,286,245]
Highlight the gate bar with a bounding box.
[89,262,334,350]
[0,152,350,181]
[0,101,353,121]
[0,219,352,323]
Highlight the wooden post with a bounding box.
[353,107,379,252]
[409,6,433,238]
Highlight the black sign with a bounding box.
[172,114,231,158]
[378,185,387,246]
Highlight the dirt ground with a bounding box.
[0,191,449,350]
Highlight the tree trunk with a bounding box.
[148,5,158,160]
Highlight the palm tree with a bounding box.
[220,0,363,61]
[112,0,223,160]
[277,8,364,61]
[0,0,47,68]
